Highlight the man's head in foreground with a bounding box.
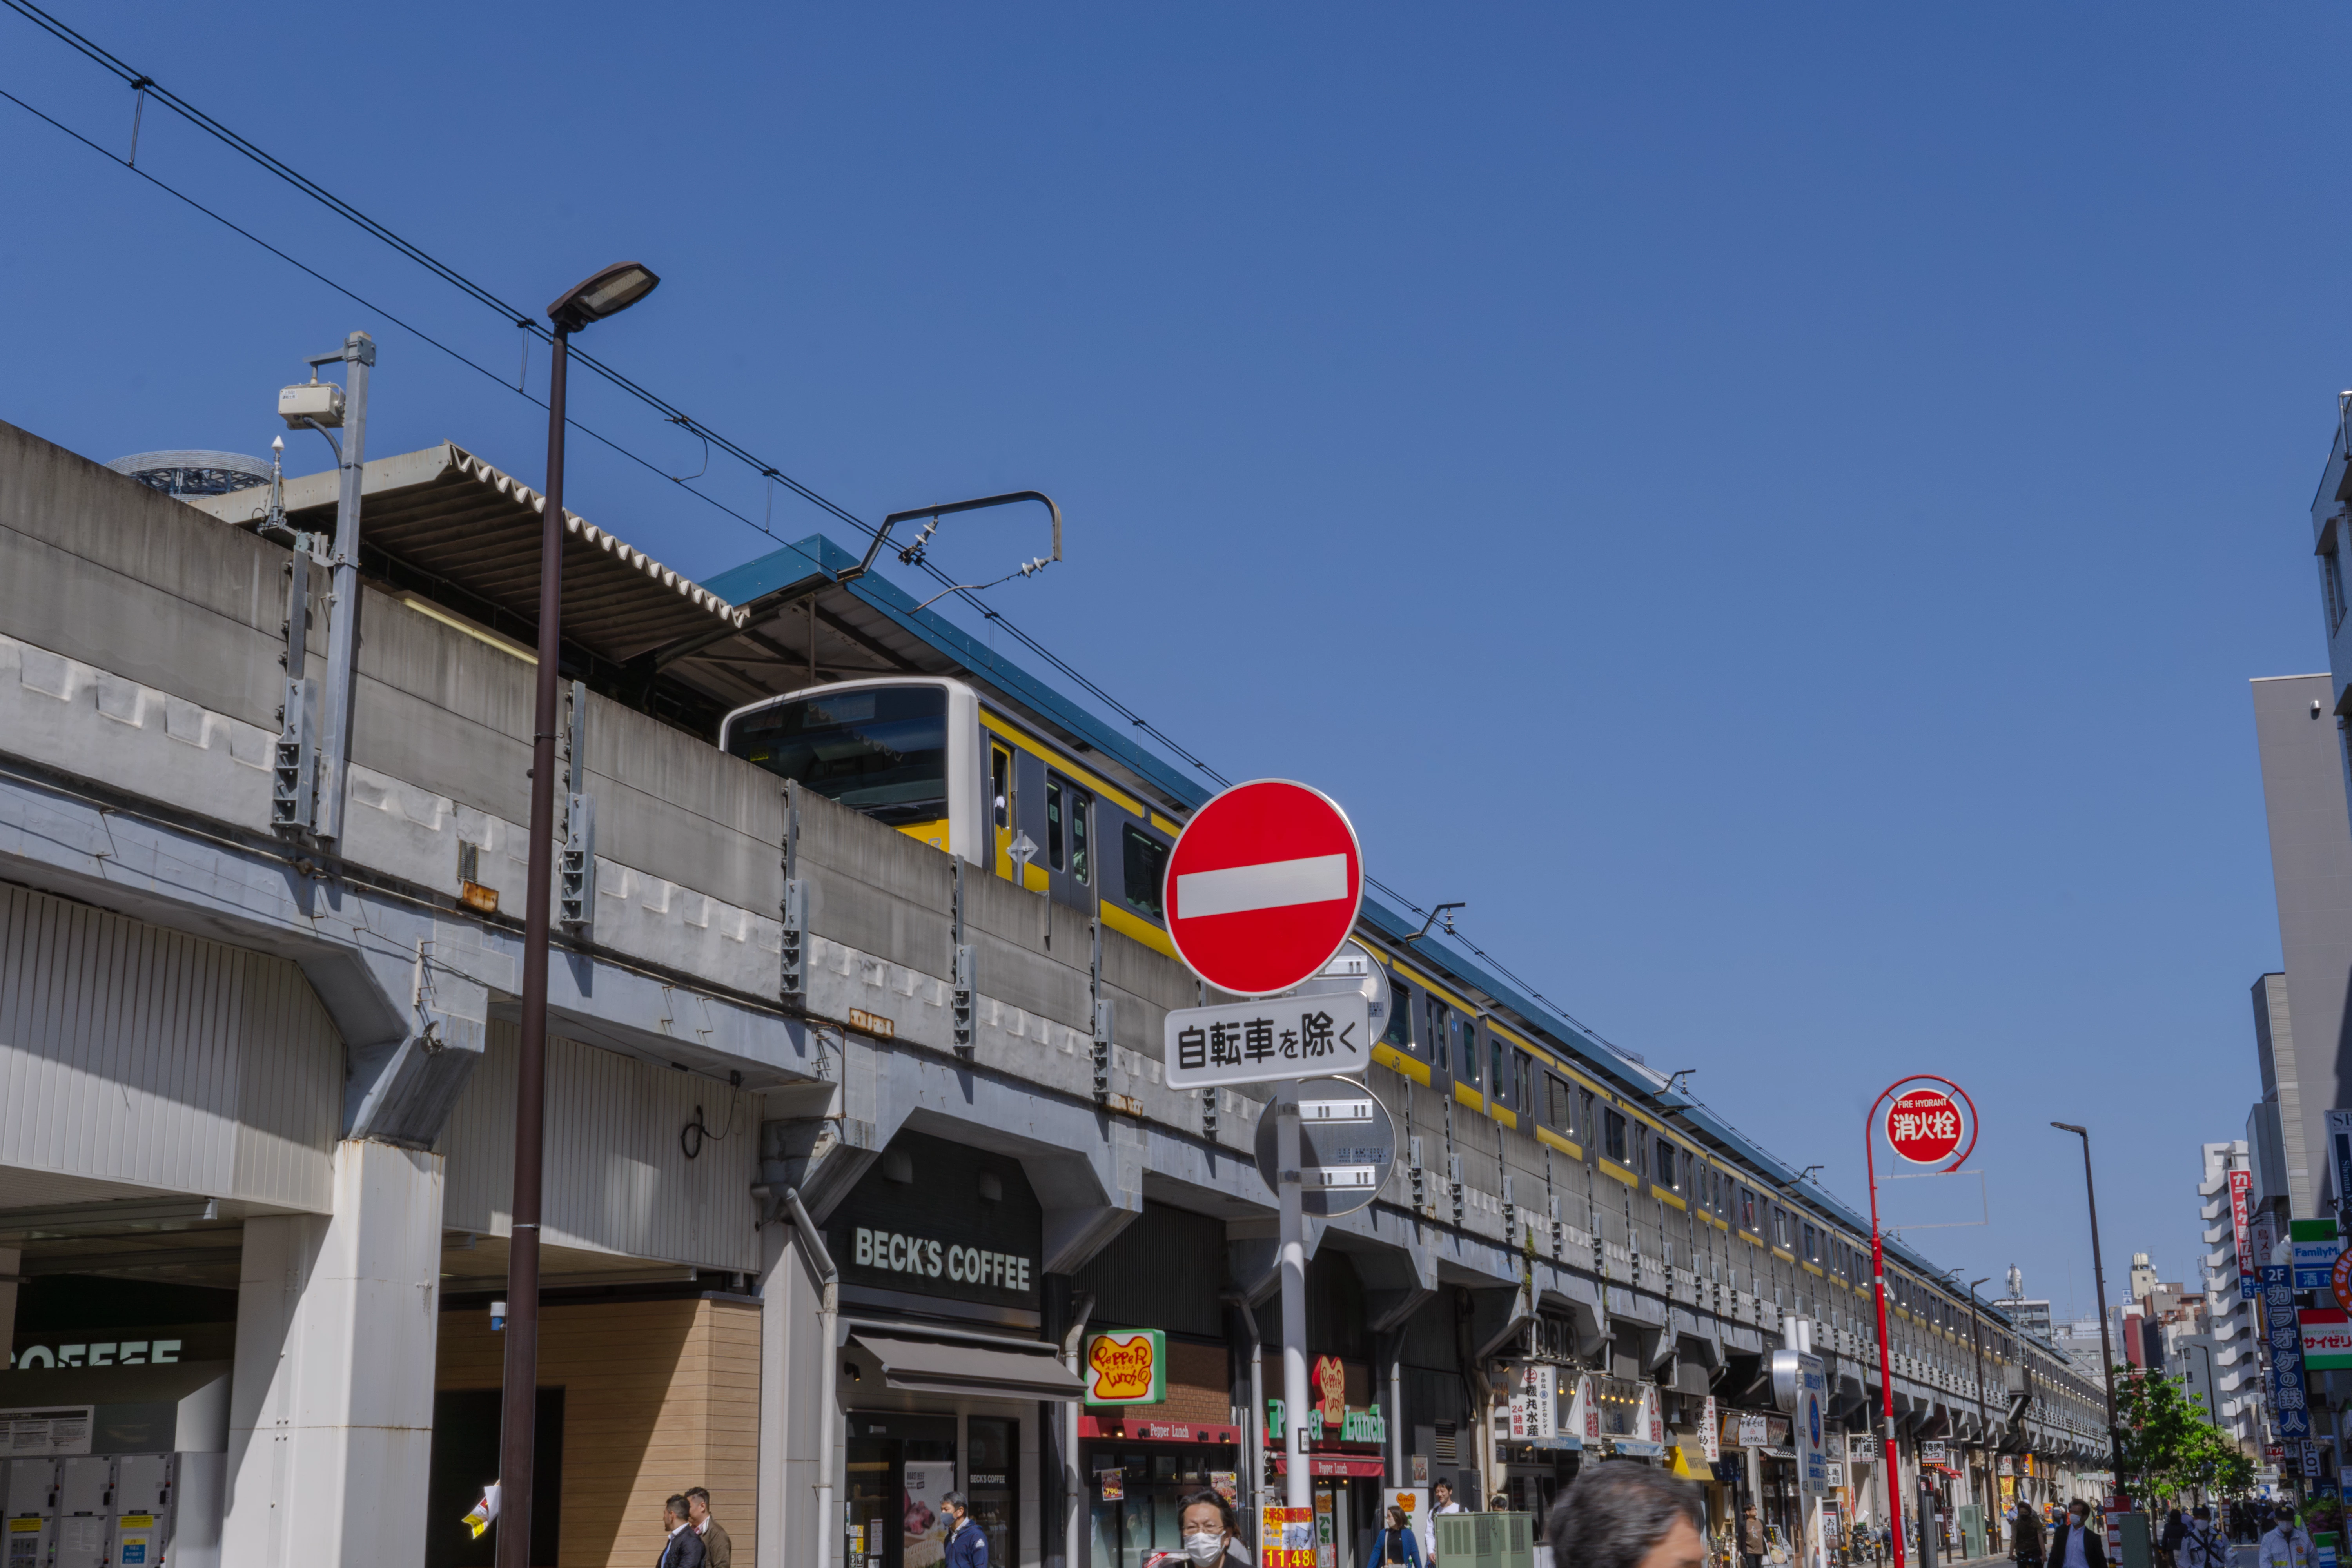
[1544,1463,1705,1568]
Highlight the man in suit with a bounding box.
[2047,1501,2106,1568]
[659,1494,707,1568]
[686,1487,731,1568]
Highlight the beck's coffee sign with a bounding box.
[828,1130,1043,1312]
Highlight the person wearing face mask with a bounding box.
[940,1490,988,1568]
[2258,1507,2311,1568]
[2048,1500,2107,1568]
[1143,1490,1251,1568]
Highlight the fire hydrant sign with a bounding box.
[1884,1089,1964,1165]
[1165,992,1371,1091]
[1163,779,1364,997]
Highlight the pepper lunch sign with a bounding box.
[1085,1330,1169,1405]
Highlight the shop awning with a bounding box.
[849,1333,1088,1403]
[1272,1455,1390,1479]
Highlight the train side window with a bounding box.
[1544,1073,1568,1131]
[1433,1007,1451,1073]
[1458,1016,1480,1086]
[1578,1089,1596,1148]
[1510,1049,1530,1115]
[1739,1187,1757,1231]
[1491,1034,1508,1102]
[1046,778,1065,871]
[1656,1140,1677,1189]
[1068,786,1092,884]
[1121,825,1168,918]
[1603,1109,1628,1165]
[991,745,1012,829]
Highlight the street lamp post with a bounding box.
[497,260,659,1568]
[2051,1122,2123,1496]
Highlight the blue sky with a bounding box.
[3,4,2341,1319]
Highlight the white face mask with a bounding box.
[1183,1532,1226,1565]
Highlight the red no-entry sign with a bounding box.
[1164,779,1364,997]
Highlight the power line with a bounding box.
[0,0,1629,1067]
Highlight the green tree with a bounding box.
[2115,1365,2253,1503]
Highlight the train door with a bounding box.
[991,741,1016,880]
[1044,771,1094,909]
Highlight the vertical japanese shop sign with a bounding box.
[2266,1264,2313,1443]
[2232,1169,2258,1300]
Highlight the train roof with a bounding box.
[701,534,2008,1319]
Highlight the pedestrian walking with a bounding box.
[1143,1490,1251,1567]
[658,1495,706,1568]
[2013,1494,2046,1568]
[685,1487,730,1568]
[1741,1504,1768,1568]
[2258,1508,2312,1568]
[2177,1506,2226,1568]
[2160,1507,2185,1568]
[1543,1461,1708,1568]
[2048,1500,2107,1568]
[1373,1504,1425,1568]
[941,1490,988,1568]
[1433,1480,1464,1517]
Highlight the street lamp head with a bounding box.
[2052,1122,2087,1136]
[547,261,660,331]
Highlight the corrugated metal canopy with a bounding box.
[192,442,746,666]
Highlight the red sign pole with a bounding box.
[1865,1074,1979,1568]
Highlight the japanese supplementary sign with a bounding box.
[2335,1111,2352,1216]
[2303,1309,2352,1370]
[1795,1354,1831,1497]
[1885,1089,1964,1165]
[1262,1505,1316,1568]
[2336,1248,2352,1315]
[1085,1330,1168,1404]
[2233,1170,2259,1300]
[2267,1265,2314,1439]
[1700,1395,1720,1463]
[1166,993,1370,1091]
[1738,1412,1770,1448]
[1250,1076,1396,1218]
[1163,779,1364,997]
[1510,1364,1557,1440]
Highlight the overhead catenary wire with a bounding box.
[0,0,1637,1070]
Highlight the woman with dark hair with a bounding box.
[1545,1461,1706,1568]
[1143,1490,1251,1567]
[1372,1504,1425,1567]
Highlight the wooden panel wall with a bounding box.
[438,1296,762,1568]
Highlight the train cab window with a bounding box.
[1383,983,1414,1050]
[726,685,948,827]
[1603,1109,1628,1165]
[1121,825,1168,918]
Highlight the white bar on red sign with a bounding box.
[1164,992,1372,1090]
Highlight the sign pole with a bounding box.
[1279,1085,1313,1509]
[1864,1074,1980,1568]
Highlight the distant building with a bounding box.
[2178,1140,2262,1455]
[1995,1265,2054,1339]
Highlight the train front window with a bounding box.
[727,686,949,826]
[1122,825,1168,919]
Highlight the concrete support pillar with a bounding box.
[0,1245,19,1363]
[756,1198,838,1568]
[222,1140,445,1568]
